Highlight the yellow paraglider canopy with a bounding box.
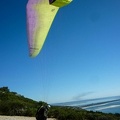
[26,0,72,57]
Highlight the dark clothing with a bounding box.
[36,106,48,120]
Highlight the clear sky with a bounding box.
[0,0,120,104]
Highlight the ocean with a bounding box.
[82,100,120,114]
[53,96,120,114]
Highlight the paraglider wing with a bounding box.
[26,0,72,57]
[49,0,72,7]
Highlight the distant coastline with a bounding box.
[81,98,120,108]
[52,96,120,114]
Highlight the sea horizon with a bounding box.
[52,96,120,114]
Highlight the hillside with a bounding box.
[0,87,44,116]
[0,87,120,120]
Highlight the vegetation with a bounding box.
[48,106,120,120]
[0,86,120,120]
[0,87,44,116]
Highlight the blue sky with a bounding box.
[0,0,120,104]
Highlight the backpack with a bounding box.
[36,106,46,119]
